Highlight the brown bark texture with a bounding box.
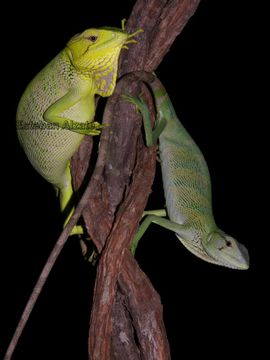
[71,1,201,359]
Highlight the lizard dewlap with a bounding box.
[16,25,142,235]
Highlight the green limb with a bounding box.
[59,120,104,136]
[152,116,166,144]
[130,213,187,254]
[43,90,103,136]
[123,94,166,147]
[59,163,84,236]
[142,209,167,217]
[121,18,127,30]
[63,208,84,236]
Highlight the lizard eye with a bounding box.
[87,35,98,42]
[226,239,232,247]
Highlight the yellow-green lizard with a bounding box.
[17,22,142,235]
[124,72,249,270]
[4,24,143,360]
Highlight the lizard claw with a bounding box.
[85,121,108,135]
[122,93,148,114]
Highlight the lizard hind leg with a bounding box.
[58,163,84,236]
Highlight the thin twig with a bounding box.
[3,123,111,360]
[3,197,84,359]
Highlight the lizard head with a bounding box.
[204,230,249,270]
[65,25,143,97]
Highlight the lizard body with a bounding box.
[4,24,143,360]
[17,24,142,234]
[125,72,249,270]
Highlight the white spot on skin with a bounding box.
[119,331,129,344]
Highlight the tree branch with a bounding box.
[72,1,202,359]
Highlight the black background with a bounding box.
[0,1,264,359]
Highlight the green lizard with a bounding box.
[4,24,143,360]
[17,21,142,235]
[124,72,249,270]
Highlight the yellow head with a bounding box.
[65,25,143,96]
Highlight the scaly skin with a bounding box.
[125,72,249,269]
[4,26,144,360]
[16,25,142,234]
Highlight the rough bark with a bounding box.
[71,0,201,359]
